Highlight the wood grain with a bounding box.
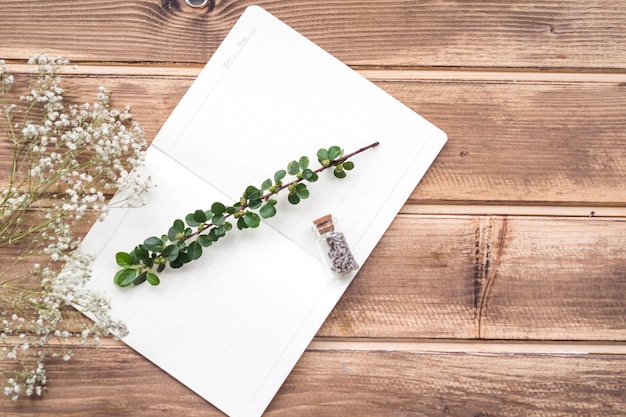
[321,215,626,341]
[2,1,626,69]
[2,0,626,413]
[3,214,625,341]
[1,344,625,416]
[275,349,626,417]
[1,71,625,206]
[385,80,626,205]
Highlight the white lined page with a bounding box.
[79,6,446,417]
[153,6,446,262]
[80,148,336,417]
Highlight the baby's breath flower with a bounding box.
[0,53,148,399]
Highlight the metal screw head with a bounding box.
[185,0,210,8]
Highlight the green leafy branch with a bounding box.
[114,142,379,287]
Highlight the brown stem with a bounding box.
[334,141,380,164]
[162,141,380,248]
[259,141,380,200]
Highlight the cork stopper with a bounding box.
[313,214,335,234]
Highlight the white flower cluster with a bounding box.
[2,362,46,400]
[0,53,150,399]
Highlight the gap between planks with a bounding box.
[400,204,626,218]
[310,338,626,355]
[7,336,625,356]
[4,63,626,83]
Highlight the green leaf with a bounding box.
[248,199,262,210]
[298,156,309,170]
[237,217,248,230]
[328,146,342,160]
[211,202,226,216]
[334,167,347,178]
[132,245,149,261]
[316,148,328,161]
[198,234,213,247]
[295,183,310,199]
[259,202,277,218]
[288,194,300,205]
[224,222,233,232]
[193,209,207,224]
[212,214,225,226]
[274,169,286,182]
[214,225,227,237]
[114,268,138,287]
[244,186,261,201]
[287,160,300,175]
[170,252,190,269]
[115,252,133,268]
[168,226,179,241]
[133,271,147,286]
[157,263,166,273]
[146,272,160,286]
[173,219,184,232]
[243,212,260,228]
[187,241,202,260]
[163,244,180,262]
[301,168,314,180]
[261,178,272,191]
[343,161,355,170]
[143,237,164,253]
[185,212,200,227]
[168,219,185,241]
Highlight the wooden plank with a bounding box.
[1,344,624,416]
[381,80,626,205]
[3,214,625,341]
[1,72,625,205]
[476,216,626,340]
[319,215,478,339]
[276,349,626,417]
[1,1,626,69]
[319,215,626,341]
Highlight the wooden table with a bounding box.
[1,1,625,415]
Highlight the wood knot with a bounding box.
[473,216,508,338]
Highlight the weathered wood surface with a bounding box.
[2,71,625,205]
[1,0,626,69]
[1,344,625,417]
[1,0,626,415]
[321,215,626,341]
[4,215,624,341]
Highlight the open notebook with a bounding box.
[78,6,446,417]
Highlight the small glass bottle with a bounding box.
[312,214,359,276]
